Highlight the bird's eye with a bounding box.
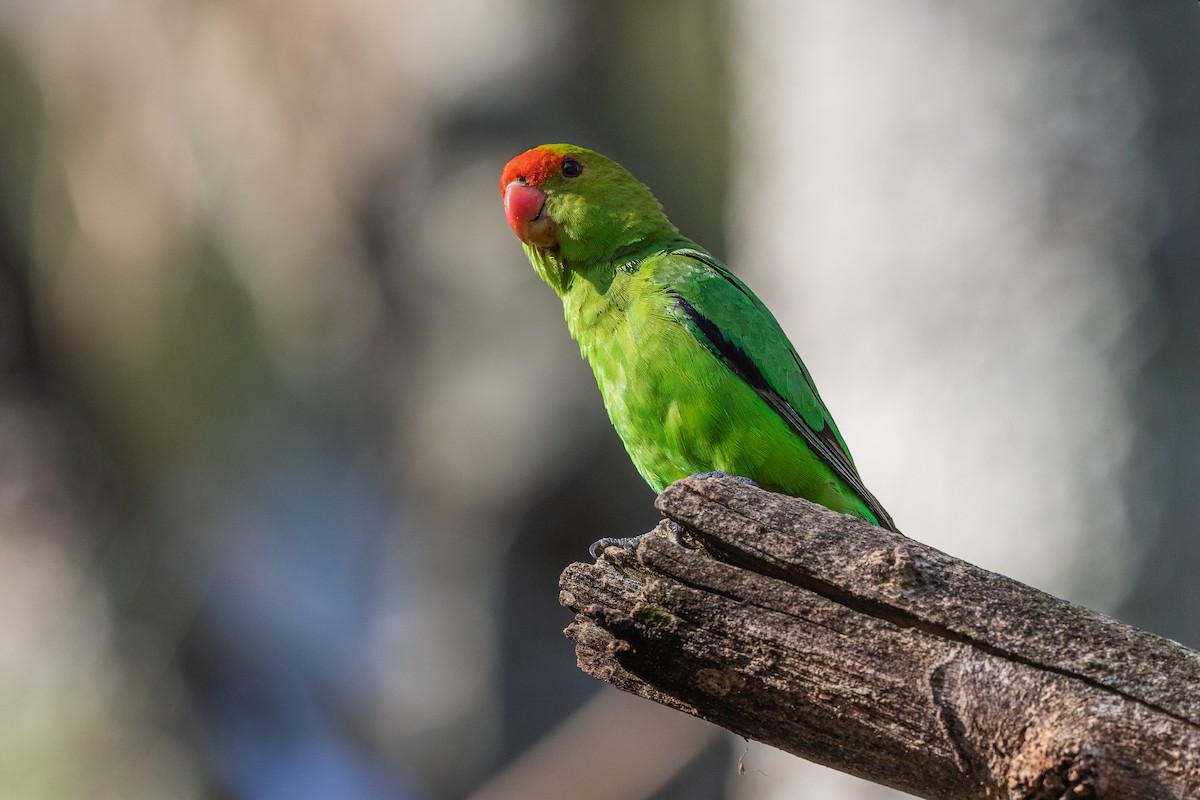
[560,158,583,178]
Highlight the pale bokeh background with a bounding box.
[0,2,1196,799]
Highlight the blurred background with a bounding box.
[0,1,1197,798]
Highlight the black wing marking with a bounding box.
[672,292,897,532]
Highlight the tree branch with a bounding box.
[559,476,1200,799]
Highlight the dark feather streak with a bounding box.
[672,294,896,531]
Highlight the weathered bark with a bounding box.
[560,475,1200,799]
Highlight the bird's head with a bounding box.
[500,144,675,273]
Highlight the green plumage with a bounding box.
[504,144,894,530]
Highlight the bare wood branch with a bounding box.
[559,476,1200,799]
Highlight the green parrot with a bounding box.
[501,143,895,532]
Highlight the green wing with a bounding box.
[655,247,896,531]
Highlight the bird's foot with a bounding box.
[690,471,760,488]
[588,535,643,560]
[589,522,699,560]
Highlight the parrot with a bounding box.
[500,143,896,534]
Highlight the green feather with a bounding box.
[509,144,895,530]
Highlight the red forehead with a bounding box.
[500,147,565,193]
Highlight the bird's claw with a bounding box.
[588,535,643,560]
[589,523,700,560]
